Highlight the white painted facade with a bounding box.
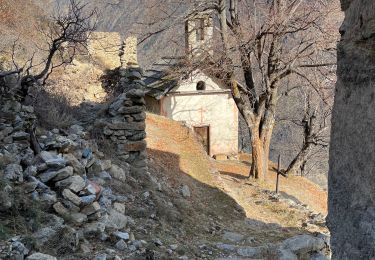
[160,70,238,156]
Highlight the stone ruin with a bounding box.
[87,32,122,70]
[100,66,148,175]
[87,32,139,71]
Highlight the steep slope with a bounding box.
[0,0,47,67]
[146,113,328,233]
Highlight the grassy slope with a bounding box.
[146,113,328,246]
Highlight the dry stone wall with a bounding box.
[87,32,122,70]
[328,0,375,259]
[102,66,147,175]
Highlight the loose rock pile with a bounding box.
[0,98,133,259]
[0,67,150,259]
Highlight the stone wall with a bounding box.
[328,0,375,259]
[120,37,138,68]
[88,32,139,71]
[88,32,122,70]
[101,66,147,175]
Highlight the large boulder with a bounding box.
[328,1,375,259]
[26,253,57,260]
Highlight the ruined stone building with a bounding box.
[144,13,239,157]
[86,32,138,71]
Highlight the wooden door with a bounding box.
[193,126,210,155]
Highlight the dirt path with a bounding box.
[215,160,328,215]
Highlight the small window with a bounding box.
[196,81,206,91]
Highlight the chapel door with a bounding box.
[193,126,210,155]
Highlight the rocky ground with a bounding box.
[0,60,331,260]
[0,94,331,260]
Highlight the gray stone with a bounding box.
[0,126,14,140]
[63,154,85,175]
[24,165,37,177]
[222,231,245,242]
[62,189,82,206]
[87,160,105,175]
[236,246,265,258]
[61,199,80,212]
[21,105,34,113]
[81,202,100,215]
[127,88,145,98]
[39,192,58,205]
[274,249,298,260]
[80,195,97,206]
[83,222,106,237]
[69,124,84,135]
[310,252,329,260]
[180,184,191,198]
[32,227,58,246]
[280,235,325,255]
[113,231,129,241]
[215,243,237,252]
[115,239,127,251]
[55,175,86,192]
[131,112,146,121]
[125,70,142,80]
[23,182,38,193]
[109,164,127,181]
[103,209,128,229]
[40,151,66,169]
[52,166,74,181]
[38,170,59,183]
[328,2,375,259]
[113,202,125,214]
[26,253,57,260]
[101,160,112,170]
[108,121,145,131]
[12,131,30,140]
[82,148,92,159]
[53,202,69,216]
[4,163,23,182]
[93,253,107,260]
[117,105,144,114]
[11,240,29,256]
[98,171,112,180]
[70,212,88,225]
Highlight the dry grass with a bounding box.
[33,88,76,130]
[145,113,322,246]
[215,159,328,215]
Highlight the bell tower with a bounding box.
[185,12,214,59]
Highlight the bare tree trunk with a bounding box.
[218,0,229,51]
[29,123,41,155]
[249,128,268,181]
[286,144,310,175]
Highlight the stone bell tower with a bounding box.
[185,12,214,59]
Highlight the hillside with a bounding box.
[147,113,327,222]
[0,2,332,257]
[0,93,330,259]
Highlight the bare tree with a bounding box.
[129,0,340,181]
[284,90,331,176]
[0,0,98,94]
[207,0,339,180]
